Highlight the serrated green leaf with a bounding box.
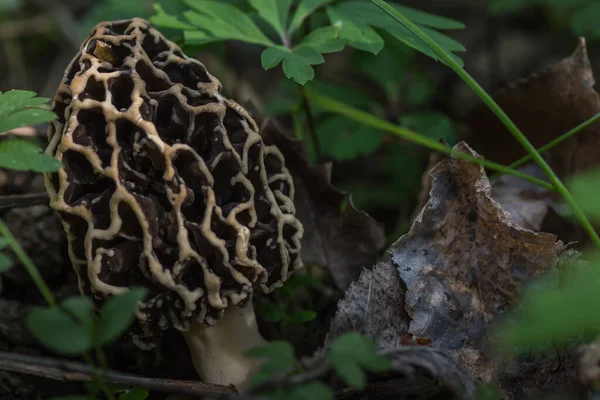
[0,90,55,134]
[248,0,292,39]
[0,253,13,272]
[183,30,218,45]
[299,26,346,54]
[294,46,325,65]
[26,297,94,355]
[327,8,383,54]
[0,139,61,172]
[330,1,464,64]
[261,46,290,70]
[96,287,147,346]
[288,0,337,34]
[286,382,334,400]
[148,4,197,30]
[392,4,464,30]
[118,387,149,400]
[183,0,274,46]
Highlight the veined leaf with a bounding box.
[248,0,293,39]
[327,8,384,54]
[329,1,465,64]
[0,139,61,172]
[288,0,337,34]
[261,44,329,85]
[392,3,465,30]
[149,4,196,30]
[183,0,274,46]
[0,90,55,134]
[299,26,346,54]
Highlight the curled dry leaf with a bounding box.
[261,121,385,291]
[465,38,600,178]
[328,142,564,397]
[491,164,556,232]
[391,142,563,380]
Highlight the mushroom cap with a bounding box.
[44,18,304,348]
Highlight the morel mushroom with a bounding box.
[43,18,304,390]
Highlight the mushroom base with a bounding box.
[182,304,267,392]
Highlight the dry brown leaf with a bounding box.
[326,261,409,347]
[465,38,600,178]
[390,142,563,381]
[261,122,385,290]
[491,164,556,231]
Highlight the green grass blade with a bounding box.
[370,0,600,248]
[305,88,553,190]
[0,219,56,307]
[491,111,600,180]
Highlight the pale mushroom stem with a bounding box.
[181,304,267,392]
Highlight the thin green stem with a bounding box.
[0,218,56,307]
[490,111,600,180]
[83,352,116,400]
[370,0,600,248]
[305,88,553,190]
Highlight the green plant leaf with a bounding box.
[0,238,9,250]
[327,8,384,54]
[96,287,147,346]
[568,169,600,222]
[261,46,290,70]
[149,4,197,30]
[0,90,56,134]
[392,4,464,30]
[248,0,292,39]
[286,382,335,400]
[401,112,457,144]
[318,116,383,161]
[330,1,465,64]
[288,0,337,34]
[245,341,295,385]
[26,296,94,355]
[118,387,150,400]
[182,0,274,46]
[256,298,286,322]
[286,310,317,324]
[328,332,392,389]
[0,253,13,272]
[0,139,61,172]
[495,254,600,352]
[298,26,346,54]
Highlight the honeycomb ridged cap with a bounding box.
[44,18,304,348]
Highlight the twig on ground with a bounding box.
[0,193,50,211]
[0,351,238,397]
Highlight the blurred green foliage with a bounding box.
[487,0,600,40]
